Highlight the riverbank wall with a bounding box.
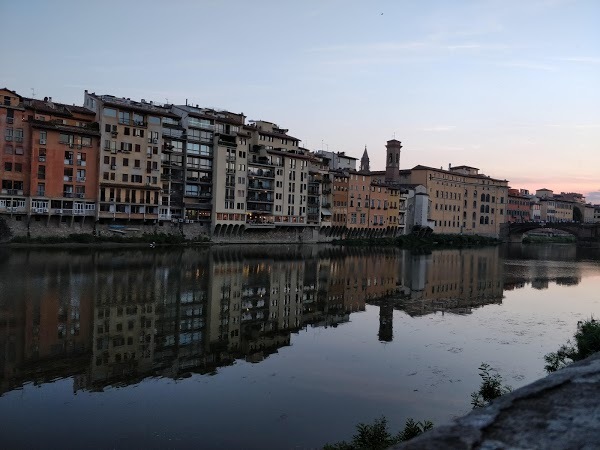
[0,215,334,245]
[395,352,600,449]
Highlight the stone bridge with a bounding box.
[500,221,600,244]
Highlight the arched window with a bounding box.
[473,200,477,208]
[463,211,467,218]
[472,212,476,219]
[481,193,485,202]
[485,205,490,213]
[474,190,477,198]
[480,205,485,213]
[486,194,490,202]
[484,216,489,224]
[480,216,484,224]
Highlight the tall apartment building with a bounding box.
[404,165,509,237]
[83,92,176,222]
[26,98,99,220]
[1,89,30,216]
[1,89,100,220]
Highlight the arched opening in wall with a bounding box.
[485,216,489,225]
[480,216,484,224]
[480,205,485,213]
[486,194,490,202]
[481,193,485,202]
[485,205,490,213]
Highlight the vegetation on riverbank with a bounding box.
[323,416,433,450]
[335,233,501,249]
[9,232,209,246]
[544,317,600,373]
[523,235,576,244]
[471,363,512,408]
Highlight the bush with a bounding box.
[470,363,512,408]
[323,416,433,449]
[544,317,600,373]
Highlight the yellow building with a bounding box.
[404,165,509,237]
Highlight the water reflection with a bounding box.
[0,244,589,396]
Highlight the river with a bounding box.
[0,244,599,449]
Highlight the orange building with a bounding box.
[26,98,99,219]
[0,88,29,215]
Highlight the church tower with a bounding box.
[385,139,402,183]
[360,145,370,173]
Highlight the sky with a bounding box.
[1,0,599,202]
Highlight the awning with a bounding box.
[321,209,332,216]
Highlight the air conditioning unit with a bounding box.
[32,207,39,213]
[111,149,117,154]
[42,208,49,213]
[68,143,74,148]
[178,219,184,223]
[110,164,116,170]
[56,209,63,214]
[145,182,151,186]
[185,219,191,223]
[152,138,158,144]
[39,139,46,145]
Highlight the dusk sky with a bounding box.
[1,0,598,202]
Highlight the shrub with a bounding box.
[470,363,512,408]
[544,317,600,373]
[323,416,433,449]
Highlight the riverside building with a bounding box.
[83,92,176,223]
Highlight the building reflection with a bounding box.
[2,243,582,395]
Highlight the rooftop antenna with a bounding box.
[392,132,396,139]
[31,88,35,99]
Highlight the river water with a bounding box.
[0,244,599,449]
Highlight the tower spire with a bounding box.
[360,145,370,173]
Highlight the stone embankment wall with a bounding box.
[395,352,600,449]
[0,215,338,244]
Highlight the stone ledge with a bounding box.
[394,353,600,449]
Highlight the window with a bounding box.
[4,145,13,154]
[4,162,12,171]
[5,128,13,141]
[15,163,22,172]
[103,108,117,117]
[118,111,130,125]
[15,147,23,155]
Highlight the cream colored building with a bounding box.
[84,92,174,222]
[403,165,509,237]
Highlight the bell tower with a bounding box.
[360,145,370,173]
[385,139,402,183]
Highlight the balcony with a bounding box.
[248,168,275,179]
[2,189,24,195]
[64,159,74,165]
[247,182,273,192]
[247,195,273,203]
[63,192,74,198]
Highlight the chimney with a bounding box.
[449,163,452,170]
